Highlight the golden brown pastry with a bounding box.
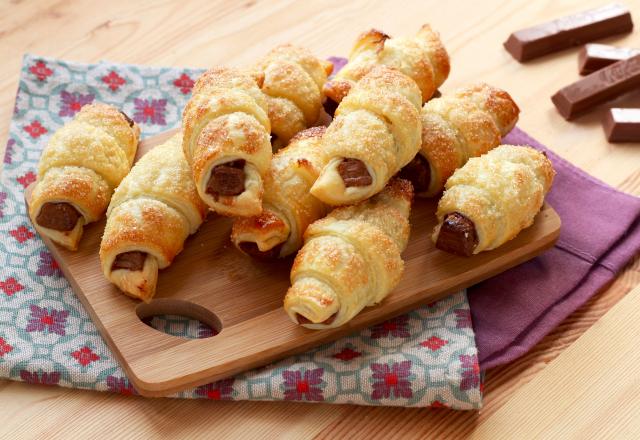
[254,44,333,150]
[310,66,422,206]
[284,178,413,329]
[182,67,272,217]
[323,25,450,110]
[28,103,139,250]
[433,145,555,256]
[231,126,328,258]
[100,134,207,302]
[400,83,520,197]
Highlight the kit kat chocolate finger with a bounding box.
[504,3,633,62]
[603,108,640,142]
[552,54,640,120]
[579,44,640,75]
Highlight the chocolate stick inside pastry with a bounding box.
[231,126,328,258]
[182,67,272,217]
[29,103,140,250]
[100,134,207,302]
[284,178,413,329]
[399,83,520,197]
[433,145,555,256]
[310,66,422,206]
[323,24,450,114]
[254,44,333,150]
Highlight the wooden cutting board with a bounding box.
[25,129,561,397]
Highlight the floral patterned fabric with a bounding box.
[0,54,482,409]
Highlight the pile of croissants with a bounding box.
[28,24,555,329]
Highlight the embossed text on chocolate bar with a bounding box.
[579,44,640,75]
[551,54,640,120]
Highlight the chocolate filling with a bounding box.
[111,251,147,271]
[399,154,431,193]
[206,159,246,197]
[296,313,337,326]
[238,241,284,259]
[36,202,81,232]
[323,97,339,118]
[435,212,479,257]
[338,158,372,187]
[119,110,134,127]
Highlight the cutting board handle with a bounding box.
[136,298,223,337]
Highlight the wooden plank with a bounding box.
[470,284,640,439]
[24,131,560,396]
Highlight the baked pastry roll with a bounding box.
[400,83,520,197]
[284,178,413,329]
[323,25,450,111]
[254,44,333,150]
[310,66,422,206]
[100,134,207,302]
[29,103,139,250]
[182,67,272,217]
[433,145,555,256]
[231,126,327,258]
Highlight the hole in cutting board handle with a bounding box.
[136,299,222,339]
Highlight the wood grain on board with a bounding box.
[1,0,639,437]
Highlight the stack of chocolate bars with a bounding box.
[504,3,640,143]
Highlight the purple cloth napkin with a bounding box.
[471,128,640,369]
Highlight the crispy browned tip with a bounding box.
[354,28,390,55]
[323,79,353,107]
[322,59,334,76]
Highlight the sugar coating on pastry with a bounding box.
[324,24,450,105]
[29,103,139,251]
[100,134,206,301]
[401,83,520,197]
[255,44,332,147]
[311,66,421,206]
[285,178,414,329]
[231,126,328,258]
[433,145,554,255]
[182,67,272,217]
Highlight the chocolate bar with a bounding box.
[504,3,633,62]
[551,54,640,120]
[579,44,640,75]
[603,108,640,142]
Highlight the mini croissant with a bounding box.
[182,67,272,217]
[100,134,207,302]
[400,83,520,197]
[285,178,413,329]
[433,145,555,256]
[310,66,422,206]
[324,24,450,110]
[231,126,328,258]
[29,103,139,250]
[255,44,333,150]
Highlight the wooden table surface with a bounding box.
[1,0,639,438]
